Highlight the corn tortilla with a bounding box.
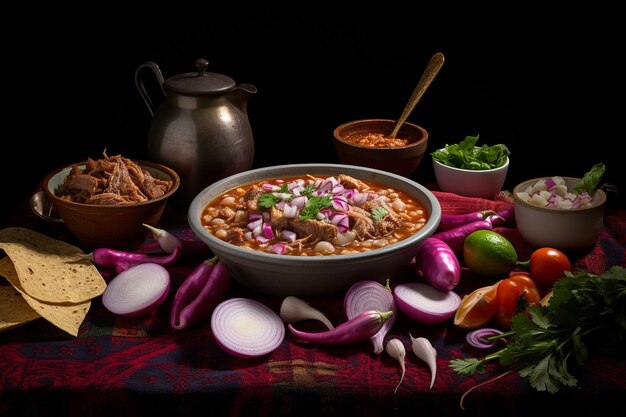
[0,257,89,337]
[0,227,106,303]
[0,283,41,332]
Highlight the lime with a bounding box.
[463,230,518,278]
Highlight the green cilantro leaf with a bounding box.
[572,163,606,195]
[300,184,317,198]
[258,193,279,208]
[299,195,332,220]
[449,266,626,394]
[371,207,389,222]
[432,134,510,170]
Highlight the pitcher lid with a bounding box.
[164,58,235,96]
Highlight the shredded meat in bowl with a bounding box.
[56,154,175,205]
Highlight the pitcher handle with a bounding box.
[135,61,166,117]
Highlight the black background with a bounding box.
[3,8,623,225]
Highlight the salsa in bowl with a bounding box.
[188,164,441,296]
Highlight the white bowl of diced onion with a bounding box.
[513,176,606,253]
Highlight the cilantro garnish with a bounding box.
[372,207,389,221]
[299,195,332,220]
[431,134,510,170]
[258,193,279,208]
[572,163,606,195]
[300,184,317,198]
[449,266,626,395]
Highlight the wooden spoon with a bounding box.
[388,52,445,139]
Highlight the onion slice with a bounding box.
[466,327,503,349]
[211,298,285,358]
[102,263,170,317]
[344,280,397,354]
[393,283,461,325]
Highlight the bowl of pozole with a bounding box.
[188,163,441,296]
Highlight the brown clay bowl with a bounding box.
[333,119,429,177]
[36,160,180,251]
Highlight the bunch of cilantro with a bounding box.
[432,134,510,170]
[450,266,626,393]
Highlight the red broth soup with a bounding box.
[200,174,429,256]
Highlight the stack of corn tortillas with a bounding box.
[0,227,106,336]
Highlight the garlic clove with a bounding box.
[279,296,334,330]
[409,333,437,389]
[385,338,407,394]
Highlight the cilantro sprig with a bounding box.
[372,207,389,222]
[450,266,626,394]
[432,134,510,170]
[299,195,332,220]
[572,163,606,195]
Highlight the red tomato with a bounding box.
[528,247,571,288]
[495,274,541,329]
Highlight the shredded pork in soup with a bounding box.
[200,174,429,256]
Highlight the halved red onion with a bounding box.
[393,283,461,325]
[102,263,170,317]
[344,280,397,355]
[211,298,285,358]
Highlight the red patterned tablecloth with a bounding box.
[1,191,625,417]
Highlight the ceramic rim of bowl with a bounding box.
[333,119,429,151]
[188,163,442,264]
[43,160,180,208]
[512,176,606,212]
[432,156,509,173]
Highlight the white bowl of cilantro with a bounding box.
[513,164,607,253]
[432,135,510,199]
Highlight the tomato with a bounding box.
[495,274,541,329]
[528,247,571,288]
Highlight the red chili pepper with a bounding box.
[287,310,393,344]
[438,210,496,231]
[83,246,181,273]
[170,256,230,330]
[486,207,515,227]
[431,220,494,253]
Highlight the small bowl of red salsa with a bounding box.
[333,119,429,177]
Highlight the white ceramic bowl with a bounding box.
[513,177,606,253]
[432,155,509,199]
[188,163,442,297]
